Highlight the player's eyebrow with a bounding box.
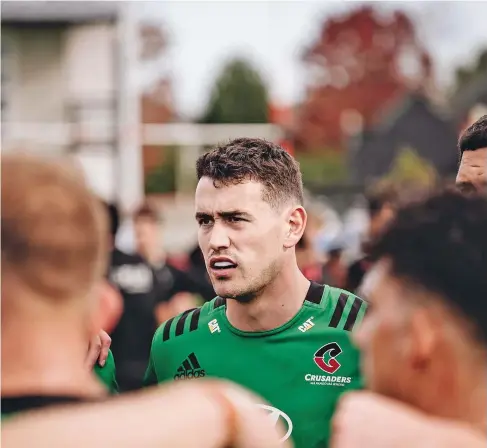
[195,210,253,220]
[195,212,211,221]
[218,210,253,220]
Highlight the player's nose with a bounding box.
[208,222,231,251]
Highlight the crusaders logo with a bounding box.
[313,342,342,374]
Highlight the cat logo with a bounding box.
[298,317,315,333]
[208,319,221,334]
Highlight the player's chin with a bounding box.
[213,283,249,302]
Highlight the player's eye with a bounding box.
[227,216,244,223]
[198,217,213,227]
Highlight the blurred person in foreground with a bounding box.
[133,201,215,322]
[0,154,289,448]
[456,114,487,194]
[332,189,487,447]
[2,380,289,448]
[144,138,368,448]
[345,180,400,293]
[1,155,122,417]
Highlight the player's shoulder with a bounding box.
[304,282,368,332]
[152,297,221,347]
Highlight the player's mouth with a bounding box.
[209,257,238,275]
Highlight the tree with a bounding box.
[295,6,433,151]
[453,48,487,93]
[200,58,269,124]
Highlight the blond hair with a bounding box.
[1,154,108,302]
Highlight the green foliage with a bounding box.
[296,151,348,187]
[200,57,269,124]
[382,147,437,187]
[454,48,487,92]
[144,146,177,194]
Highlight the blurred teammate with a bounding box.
[145,138,368,448]
[1,155,122,417]
[457,114,487,193]
[345,180,400,292]
[333,189,487,446]
[2,380,289,448]
[133,201,214,321]
[106,202,162,392]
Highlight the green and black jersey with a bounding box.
[145,282,367,448]
[94,349,118,394]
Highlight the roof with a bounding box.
[1,1,120,24]
[349,92,459,184]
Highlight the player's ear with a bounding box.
[90,280,123,336]
[408,306,437,370]
[284,206,307,249]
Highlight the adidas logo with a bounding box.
[173,352,206,380]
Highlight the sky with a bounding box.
[135,1,487,120]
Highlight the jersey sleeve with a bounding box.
[94,349,119,394]
[143,350,158,387]
[143,324,172,387]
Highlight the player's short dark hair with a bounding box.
[369,189,487,344]
[196,138,304,207]
[364,180,401,218]
[133,201,161,223]
[105,202,120,239]
[458,115,487,156]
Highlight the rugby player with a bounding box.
[456,114,487,193]
[1,154,122,417]
[333,189,487,446]
[144,138,368,447]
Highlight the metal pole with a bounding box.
[116,1,143,214]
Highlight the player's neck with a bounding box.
[226,264,310,332]
[458,373,487,434]
[452,376,487,434]
[427,368,487,434]
[2,312,105,399]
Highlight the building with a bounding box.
[1,1,142,210]
[348,93,459,185]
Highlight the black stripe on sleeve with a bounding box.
[188,352,201,369]
[329,293,349,328]
[343,296,364,331]
[304,282,325,304]
[175,309,195,337]
[189,308,201,332]
[214,297,226,309]
[162,316,176,342]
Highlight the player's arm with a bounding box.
[2,381,291,448]
[332,391,485,448]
